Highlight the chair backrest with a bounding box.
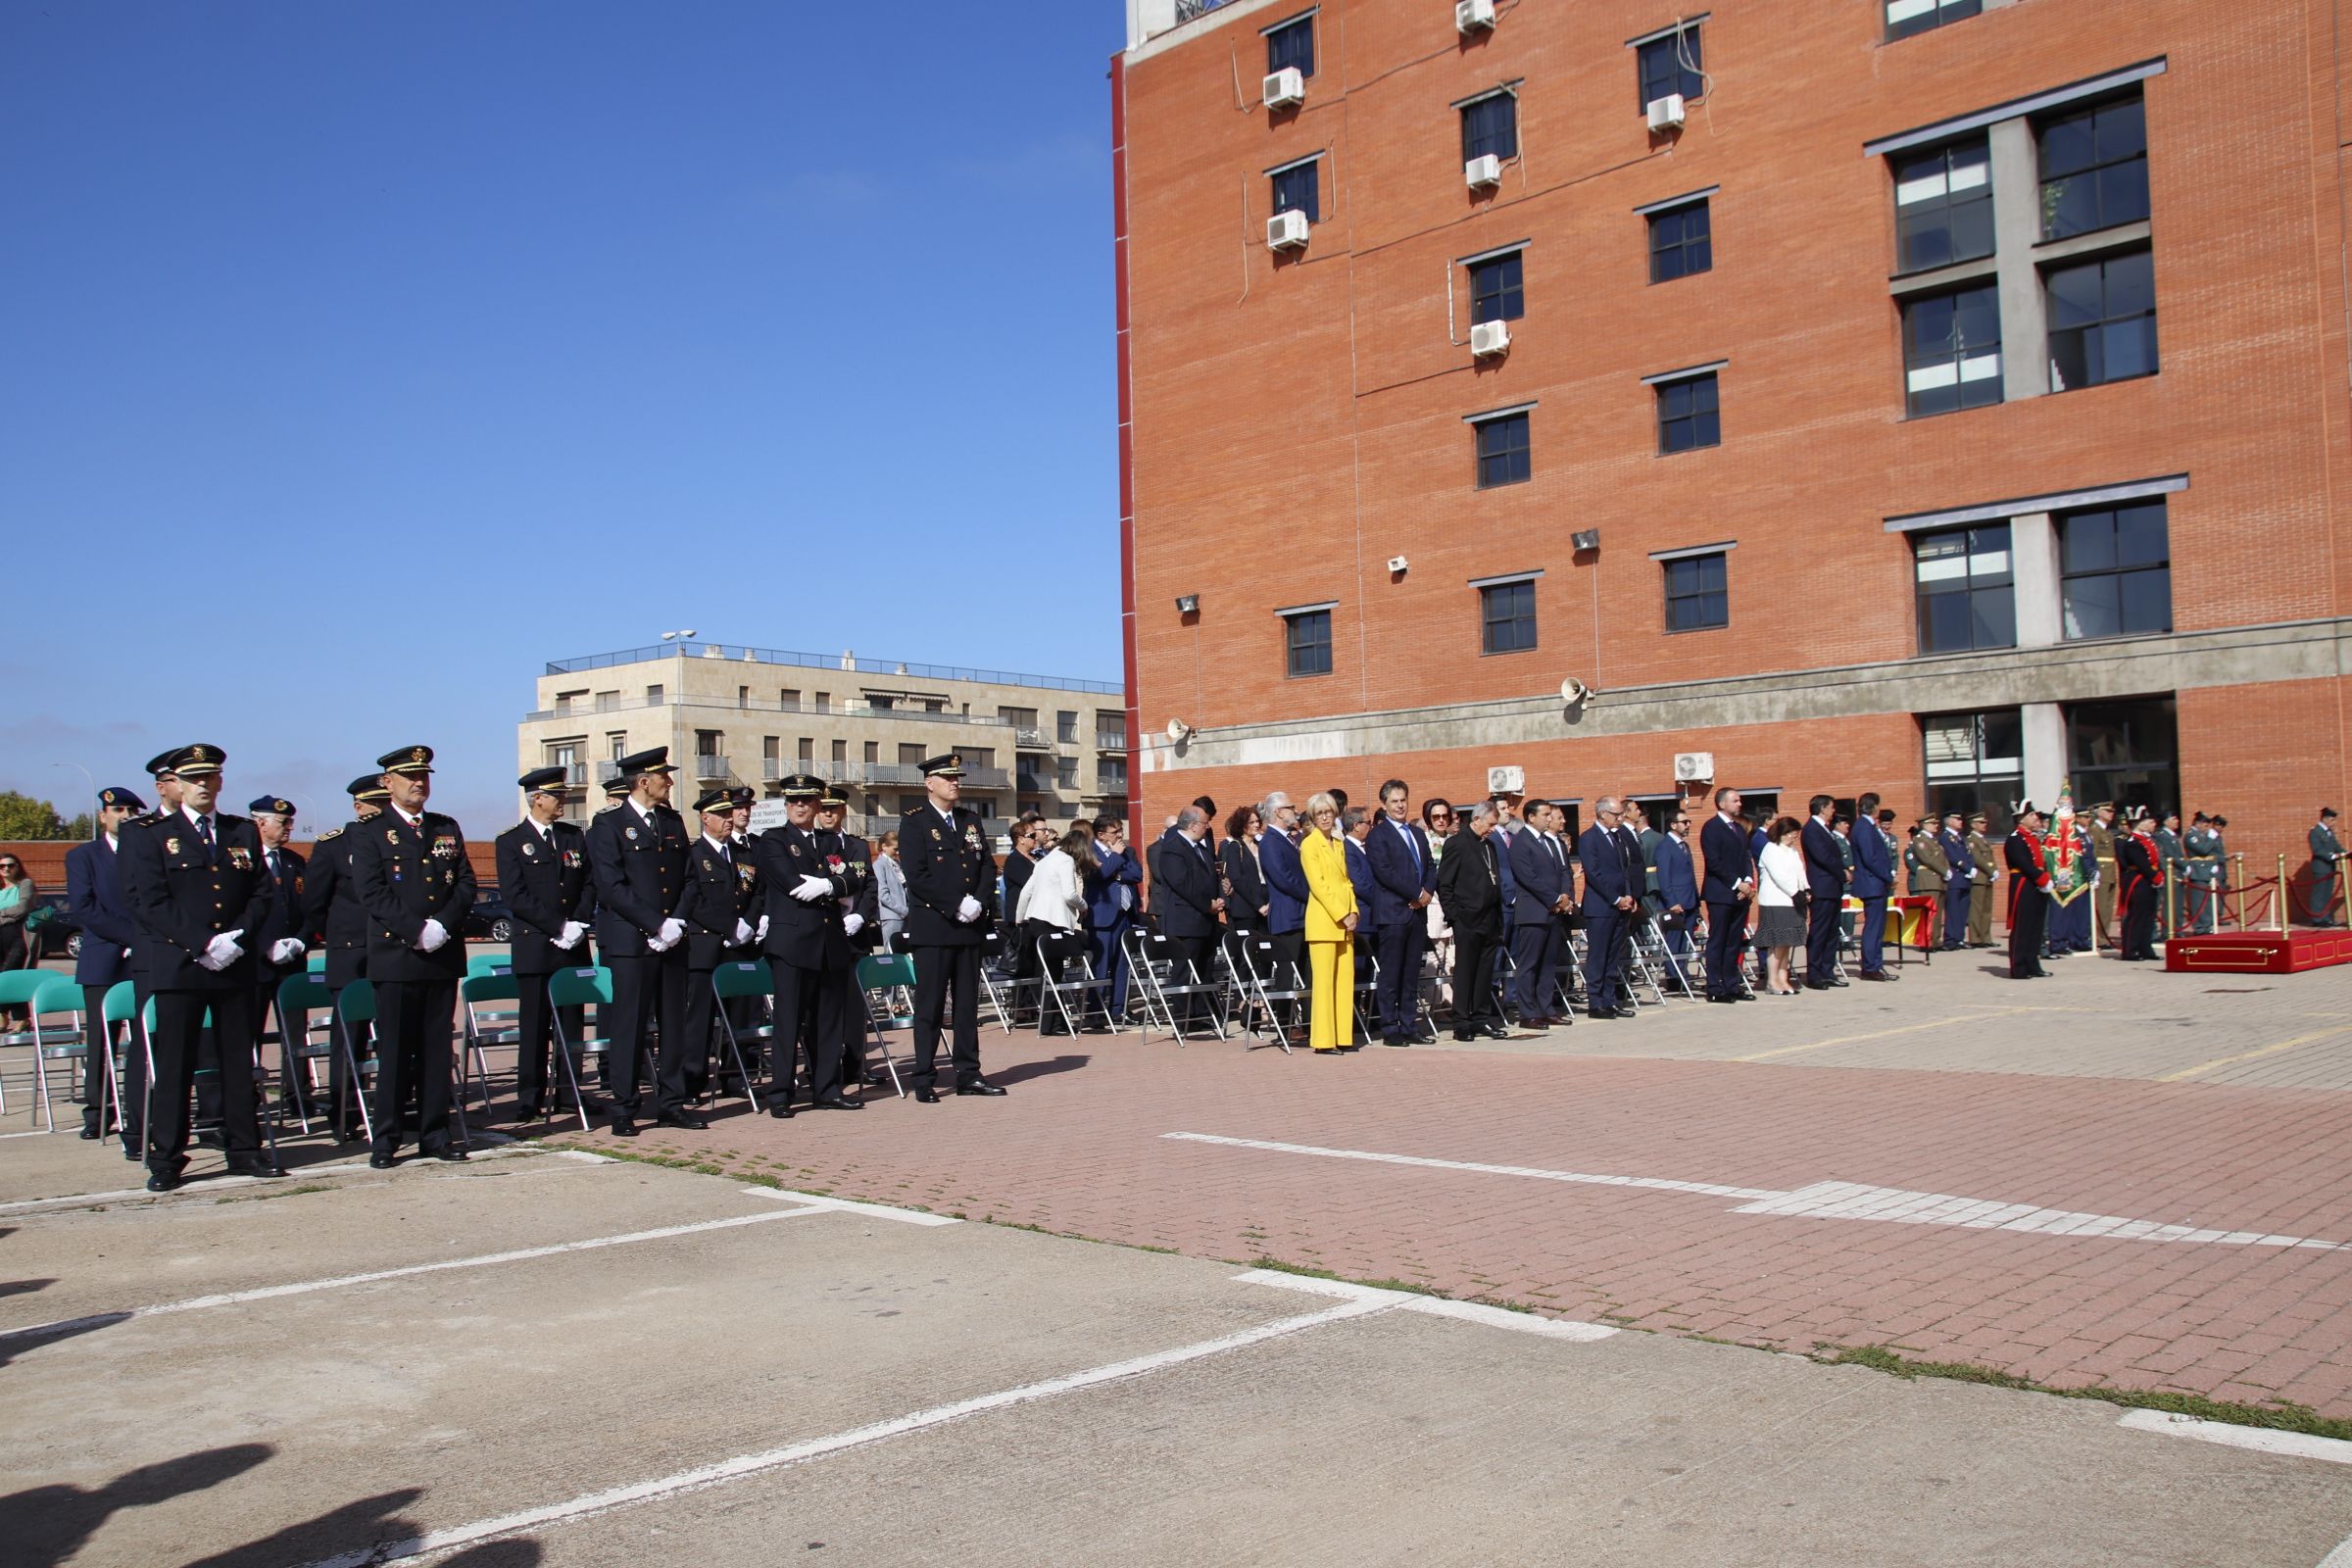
[980,927,1004,957]
[277,971,334,1015]
[102,980,137,1024]
[466,954,515,978]
[462,972,521,1004]
[30,970,83,1018]
[547,965,613,1008]
[1038,930,1090,971]
[0,970,46,1008]
[336,979,377,1025]
[306,953,327,973]
[857,954,917,991]
[710,960,772,1001]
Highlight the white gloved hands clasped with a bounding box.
[755,914,769,943]
[843,912,864,937]
[956,895,983,924]
[198,929,246,970]
[733,918,755,945]
[657,917,686,950]
[791,874,833,904]
[416,918,450,954]
[269,937,304,964]
[556,920,587,950]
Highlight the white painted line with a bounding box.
[0,1142,560,1215]
[0,1128,60,1140]
[2118,1408,2352,1465]
[741,1187,961,1226]
[2319,1533,2352,1568]
[1234,1268,1616,1341]
[1164,1132,1785,1201]
[0,1207,824,1346]
[547,1148,616,1163]
[290,1294,1396,1568]
[1174,1132,2344,1251]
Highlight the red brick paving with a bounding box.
[575,1025,2352,1418]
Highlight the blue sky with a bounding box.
[0,2,1126,830]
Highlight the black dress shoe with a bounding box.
[1586,1006,1618,1020]
[431,1149,468,1162]
[807,1096,864,1111]
[145,1170,180,1193]
[514,1102,547,1122]
[1381,1035,1411,1048]
[913,1086,942,1103]
[1858,971,1896,982]
[122,1142,145,1162]
[1480,1024,1512,1040]
[368,1152,398,1169]
[78,1123,102,1141]
[1805,982,1837,991]
[225,1157,287,1179]
[609,1115,639,1138]
[1411,1029,1440,1045]
[657,1111,710,1130]
[1451,1030,1479,1042]
[956,1079,1008,1097]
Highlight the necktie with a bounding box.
[196,815,217,863]
[720,841,732,866]
[1548,835,1564,866]
[267,848,280,879]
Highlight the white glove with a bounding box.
[956,895,983,923]
[556,920,587,950]
[658,917,685,947]
[792,874,832,904]
[733,918,754,945]
[270,938,304,964]
[417,918,450,953]
[756,914,769,942]
[843,912,865,937]
[199,930,244,970]
[647,932,673,953]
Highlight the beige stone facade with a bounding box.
[517,641,1128,842]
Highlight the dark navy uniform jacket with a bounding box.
[815,827,881,956]
[248,844,311,960]
[118,808,274,993]
[586,800,690,957]
[676,833,760,969]
[496,818,593,976]
[302,824,371,989]
[897,805,997,947]
[65,835,137,988]
[753,823,855,968]
[353,809,475,982]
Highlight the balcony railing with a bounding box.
[544,641,1120,695]
[847,761,924,785]
[760,759,783,780]
[1012,726,1045,749]
[961,767,1012,789]
[523,693,1020,727]
[1015,774,1052,795]
[1096,732,1129,751]
[694,754,731,779]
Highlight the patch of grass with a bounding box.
[214,1181,335,1204]
[1468,1296,1542,1316]
[1249,1257,1443,1298]
[1819,1344,2352,1442]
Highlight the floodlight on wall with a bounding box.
[1175,594,1200,614]
[660,628,698,642]
[1571,529,1600,553]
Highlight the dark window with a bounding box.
[2066,696,2178,818]
[1663,552,1729,633]
[1267,15,1314,78]
[2047,250,2157,391]
[2038,96,2148,241]
[1655,373,1720,454]
[1893,137,1992,273]
[1469,252,1524,323]
[1480,580,1538,654]
[1098,757,1129,792]
[1637,24,1704,109]
[2060,498,2172,640]
[1284,609,1333,677]
[1474,413,1532,488]
[1886,0,1982,41]
[1270,159,1320,223]
[1647,200,1712,282]
[1913,523,2015,653]
[1461,92,1519,164]
[1902,283,2002,416]
[1922,709,2022,831]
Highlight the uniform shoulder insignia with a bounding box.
[318,827,343,842]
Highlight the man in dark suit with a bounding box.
[2005,803,2054,979]
[1848,791,1896,983]
[494,766,596,1121]
[1150,806,1223,1032]
[1508,800,1572,1027]
[585,746,693,1137]
[1938,811,1974,951]
[301,774,389,1141]
[66,786,144,1143]
[1654,809,1700,974]
[1344,808,1381,979]
[1698,787,1755,1004]
[1365,778,1438,1046]
[1437,804,1509,1041]
[1799,795,1848,990]
[1257,794,1307,979]
[116,744,283,1190]
[353,745,474,1167]
[1577,797,1640,1018]
[245,795,314,1103]
[811,780,879,1091]
[895,754,1004,1101]
[1086,813,1143,1020]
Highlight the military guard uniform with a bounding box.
[65,786,145,1145]
[586,747,694,1134]
[2152,816,2187,936]
[495,766,597,1120]
[1965,814,1999,947]
[813,780,881,1090]
[2117,808,2164,960]
[2181,815,2222,934]
[675,785,761,1118]
[2307,808,2345,926]
[116,744,284,1190]
[301,774,389,1139]
[245,795,313,1109]
[2087,805,2120,944]
[753,774,861,1112]
[2003,805,2053,980]
[353,746,474,1165]
[896,754,1004,1102]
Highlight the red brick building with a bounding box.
[1111,0,2352,874]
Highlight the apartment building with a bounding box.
[1113,0,2352,857]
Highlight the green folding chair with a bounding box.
[853,953,915,1099]
[460,972,521,1111]
[709,961,771,1113]
[306,953,327,974]
[466,953,515,979]
[99,981,138,1146]
[274,971,338,1135]
[547,965,614,1132]
[24,971,90,1132]
[334,980,380,1145]
[0,969,53,1119]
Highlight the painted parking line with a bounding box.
[740,1186,962,1225]
[0,1141,559,1216]
[2118,1408,2352,1466]
[2156,1026,2352,1083]
[1730,1010,2024,1063]
[0,1205,826,1347]
[1167,1132,2344,1250]
[1234,1268,1617,1341]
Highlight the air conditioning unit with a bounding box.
[1470,319,1510,357]
[1266,210,1310,250]
[1263,67,1305,109]
[1488,764,1525,795]
[1646,93,1687,132]
[1387,555,1409,574]
[1464,153,1502,189]
[1674,752,1717,784]
[1456,0,1497,33]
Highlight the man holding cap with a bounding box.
[301,773,390,1141]
[896,754,1004,1102]
[586,747,693,1136]
[117,744,285,1189]
[353,745,475,1166]
[65,785,144,1144]
[496,766,596,1121]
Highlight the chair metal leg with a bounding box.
[337,1016,376,1145]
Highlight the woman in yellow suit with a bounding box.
[1298,792,1358,1054]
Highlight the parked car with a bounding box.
[30,893,80,961]
[466,886,514,944]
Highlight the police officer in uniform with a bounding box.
[301,774,388,1140]
[1965,812,1999,948]
[813,780,881,1090]
[246,795,312,1109]
[495,766,596,1121]
[66,786,144,1144]
[586,747,693,1136]
[117,744,285,1190]
[753,775,857,1112]
[675,785,760,1117]
[352,746,474,1167]
[2181,813,2223,934]
[2308,808,2345,927]
[896,754,1004,1102]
